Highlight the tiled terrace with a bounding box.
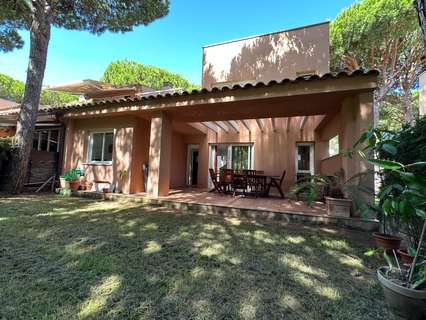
[74,188,379,231]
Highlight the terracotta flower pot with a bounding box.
[373,232,401,250]
[69,179,80,191]
[397,249,415,265]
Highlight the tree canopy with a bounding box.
[0,72,77,106]
[0,0,170,193]
[330,0,424,125]
[101,60,199,91]
[0,1,169,52]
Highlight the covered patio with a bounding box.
[60,70,378,223]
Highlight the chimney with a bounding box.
[420,71,426,116]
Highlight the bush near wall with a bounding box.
[0,137,13,189]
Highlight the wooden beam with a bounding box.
[270,118,276,131]
[188,122,208,134]
[200,121,219,133]
[226,120,239,133]
[240,119,251,131]
[214,121,229,133]
[300,116,308,130]
[255,119,264,131]
[286,117,291,131]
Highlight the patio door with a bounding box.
[186,144,199,186]
[295,142,314,181]
[208,144,253,187]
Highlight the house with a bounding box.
[1,22,378,199]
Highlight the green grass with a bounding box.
[0,195,388,319]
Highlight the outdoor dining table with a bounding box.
[232,171,284,198]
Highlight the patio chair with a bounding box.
[266,170,286,198]
[220,168,234,193]
[209,168,224,193]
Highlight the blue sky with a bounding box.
[0,0,356,86]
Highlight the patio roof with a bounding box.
[49,69,378,113]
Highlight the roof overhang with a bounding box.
[58,70,378,122]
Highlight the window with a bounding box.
[32,129,60,152]
[88,131,113,163]
[328,135,339,157]
[209,144,253,173]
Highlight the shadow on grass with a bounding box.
[0,194,388,319]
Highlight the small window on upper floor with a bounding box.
[328,135,339,157]
[88,131,114,164]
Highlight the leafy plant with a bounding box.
[290,175,329,206]
[60,168,83,181]
[349,127,426,289]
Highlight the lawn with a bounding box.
[0,194,388,319]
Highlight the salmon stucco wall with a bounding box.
[0,127,15,137]
[200,116,323,191]
[202,22,330,88]
[63,116,140,194]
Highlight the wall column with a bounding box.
[147,112,172,197]
[62,118,75,173]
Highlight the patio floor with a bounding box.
[74,188,379,231]
[143,188,326,216]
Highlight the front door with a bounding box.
[187,145,199,186]
[296,142,314,181]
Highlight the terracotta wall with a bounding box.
[202,22,330,88]
[193,116,324,191]
[0,127,15,137]
[63,116,140,194]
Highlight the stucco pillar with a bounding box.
[147,112,172,197]
[62,118,75,173]
[420,71,426,116]
[341,93,373,180]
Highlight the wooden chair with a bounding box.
[209,168,224,193]
[219,168,234,193]
[266,170,286,198]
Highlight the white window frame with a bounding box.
[87,130,114,164]
[295,142,315,177]
[33,129,60,152]
[208,143,254,188]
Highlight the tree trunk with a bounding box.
[402,89,414,125]
[373,91,381,128]
[7,2,51,193]
[415,0,426,58]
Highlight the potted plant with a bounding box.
[324,169,353,218]
[375,166,426,319]
[60,168,82,191]
[349,128,426,319]
[346,127,403,248]
[290,174,328,206]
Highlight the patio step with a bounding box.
[72,191,379,232]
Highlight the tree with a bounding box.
[101,60,199,91]
[0,0,169,193]
[0,72,77,105]
[331,0,424,125]
[415,0,426,58]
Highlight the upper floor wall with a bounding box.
[202,22,330,89]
